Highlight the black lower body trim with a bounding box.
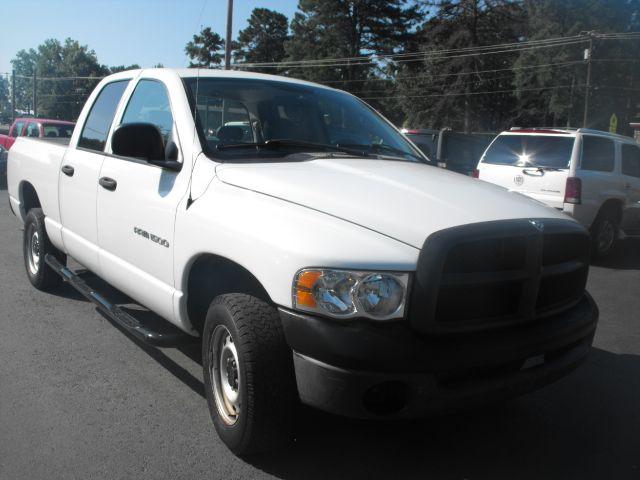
[280,293,598,418]
[293,331,593,419]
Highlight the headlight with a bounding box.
[293,269,409,320]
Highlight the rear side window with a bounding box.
[481,135,574,168]
[43,123,74,138]
[581,136,615,172]
[622,144,640,178]
[78,80,129,152]
[26,123,40,137]
[11,121,25,137]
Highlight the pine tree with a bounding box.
[396,0,525,131]
[234,8,289,73]
[185,27,225,68]
[284,0,422,122]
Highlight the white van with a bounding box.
[476,128,640,258]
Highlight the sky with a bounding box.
[0,0,300,74]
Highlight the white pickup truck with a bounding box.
[7,68,598,455]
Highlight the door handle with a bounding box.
[99,176,117,191]
[61,165,75,177]
[625,183,632,189]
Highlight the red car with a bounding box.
[0,118,75,150]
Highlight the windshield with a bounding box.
[184,77,425,162]
[481,134,574,169]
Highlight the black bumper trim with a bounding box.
[281,293,598,418]
[279,293,598,374]
[292,330,594,419]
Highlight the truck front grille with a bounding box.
[409,219,590,334]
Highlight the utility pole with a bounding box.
[224,0,233,70]
[32,72,37,118]
[11,70,16,123]
[582,32,594,128]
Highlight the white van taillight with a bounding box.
[564,177,582,204]
[471,168,479,178]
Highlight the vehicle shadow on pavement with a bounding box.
[249,347,640,480]
[592,239,640,270]
[47,267,207,399]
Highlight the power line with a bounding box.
[316,59,584,85]
[235,39,589,69]
[233,31,640,70]
[360,84,583,101]
[14,74,105,81]
[235,34,588,68]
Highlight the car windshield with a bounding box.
[482,134,574,169]
[184,77,425,162]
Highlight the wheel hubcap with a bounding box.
[597,220,615,253]
[27,226,41,275]
[210,325,241,425]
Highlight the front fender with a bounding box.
[173,179,419,315]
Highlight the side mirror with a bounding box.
[112,123,165,161]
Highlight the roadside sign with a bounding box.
[609,113,618,134]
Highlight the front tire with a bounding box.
[202,293,297,455]
[23,208,65,290]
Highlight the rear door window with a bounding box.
[581,136,615,172]
[622,143,640,178]
[26,123,40,137]
[481,135,574,168]
[43,123,74,138]
[11,121,25,137]
[78,80,130,152]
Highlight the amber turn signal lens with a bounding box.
[294,270,321,308]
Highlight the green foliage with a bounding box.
[283,0,422,123]
[0,76,10,123]
[234,8,289,73]
[109,64,141,73]
[514,0,640,131]
[396,0,525,131]
[11,38,108,120]
[185,27,225,68]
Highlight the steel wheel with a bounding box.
[210,325,241,425]
[26,224,41,276]
[596,218,615,255]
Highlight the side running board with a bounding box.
[45,254,194,347]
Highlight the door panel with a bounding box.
[59,80,129,271]
[96,78,186,323]
[96,159,183,321]
[58,148,105,271]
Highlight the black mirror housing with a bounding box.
[112,122,165,161]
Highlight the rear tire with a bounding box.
[202,293,297,455]
[590,208,619,259]
[23,208,65,290]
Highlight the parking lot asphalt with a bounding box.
[1,188,639,480]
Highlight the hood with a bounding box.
[216,158,571,248]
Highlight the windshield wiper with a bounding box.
[522,164,566,172]
[337,143,424,162]
[216,139,369,157]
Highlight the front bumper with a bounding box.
[279,293,598,419]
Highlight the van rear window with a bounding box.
[482,135,574,169]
